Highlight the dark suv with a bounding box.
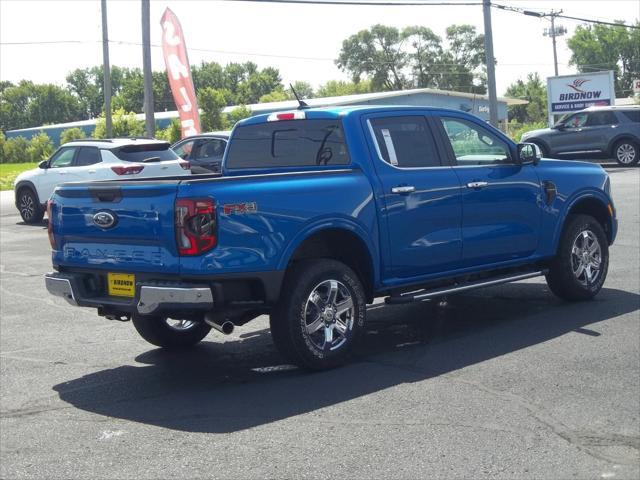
[171,132,229,174]
[521,106,640,165]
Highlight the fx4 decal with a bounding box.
[223,202,257,215]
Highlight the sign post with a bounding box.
[546,71,615,127]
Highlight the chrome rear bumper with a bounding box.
[44,274,78,306]
[44,272,214,315]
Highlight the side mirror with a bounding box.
[38,160,49,169]
[517,143,540,166]
[554,123,565,131]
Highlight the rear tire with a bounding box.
[17,188,44,224]
[131,314,211,349]
[546,214,609,301]
[270,259,366,370]
[613,139,639,166]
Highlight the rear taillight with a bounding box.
[111,165,145,175]
[175,198,217,256]
[47,200,56,249]
[179,160,191,170]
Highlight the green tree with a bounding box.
[567,22,640,97]
[0,131,6,163]
[93,108,144,138]
[2,136,31,163]
[225,106,252,128]
[337,24,408,91]
[259,89,289,103]
[505,73,548,124]
[26,132,54,162]
[60,127,87,145]
[0,81,84,131]
[155,119,181,143]
[316,80,372,97]
[336,24,486,93]
[66,65,125,118]
[199,88,228,132]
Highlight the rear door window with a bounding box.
[587,111,618,126]
[226,119,349,169]
[369,116,441,168]
[75,147,102,166]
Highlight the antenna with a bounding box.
[289,83,309,109]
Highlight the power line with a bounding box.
[219,0,481,5]
[493,3,640,29]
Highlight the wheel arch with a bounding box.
[554,193,614,252]
[279,222,378,303]
[14,180,40,207]
[607,134,639,156]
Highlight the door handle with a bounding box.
[466,181,488,189]
[391,185,416,194]
[88,170,96,174]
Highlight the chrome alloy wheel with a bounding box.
[303,279,355,351]
[571,230,602,286]
[616,143,636,164]
[165,318,197,331]
[19,193,35,220]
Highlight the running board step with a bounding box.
[385,270,547,305]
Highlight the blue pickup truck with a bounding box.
[45,106,617,370]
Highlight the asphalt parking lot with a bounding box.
[0,167,638,480]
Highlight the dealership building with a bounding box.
[6,87,528,146]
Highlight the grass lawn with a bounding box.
[0,163,38,191]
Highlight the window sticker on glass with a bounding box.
[381,129,398,165]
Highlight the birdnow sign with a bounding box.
[547,71,615,121]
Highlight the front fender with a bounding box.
[551,189,615,252]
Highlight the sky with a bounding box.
[0,0,638,98]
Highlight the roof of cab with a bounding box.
[237,104,461,127]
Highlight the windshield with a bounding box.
[226,119,350,169]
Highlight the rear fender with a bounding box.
[277,216,380,288]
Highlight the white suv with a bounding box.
[14,138,191,223]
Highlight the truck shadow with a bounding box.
[53,284,639,433]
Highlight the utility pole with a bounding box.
[550,14,559,76]
[482,0,499,128]
[142,0,155,137]
[101,0,112,137]
[543,11,566,77]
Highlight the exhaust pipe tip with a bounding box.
[218,320,234,335]
[205,315,234,335]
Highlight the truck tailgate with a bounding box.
[51,182,180,273]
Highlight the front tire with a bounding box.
[131,314,211,349]
[270,259,366,370]
[546,214,609,301]
[17,188,44,224]
[613,139,639,166]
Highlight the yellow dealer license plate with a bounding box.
[108,273,135,298]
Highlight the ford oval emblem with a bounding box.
[93,211,117,229]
